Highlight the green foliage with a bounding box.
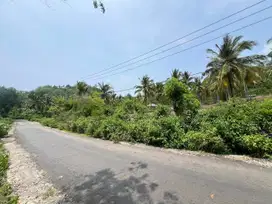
[259,99,272,133]
[38,118,58,128]
[94,117,128,140]
[0,119,12,138]
[191,99,272,155]
[241,135,272,158]
[155,116,185,148]
[0,87,21,117]
[164,78,189,115]
[164,78,200,116]
[182,131,228,154]
[154,105,171,118]
[0,143,18,203]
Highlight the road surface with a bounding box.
[14,121,272,204]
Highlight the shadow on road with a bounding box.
[58,161,181,204]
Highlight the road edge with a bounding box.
[32,121,272,169]
[3,122,64,204]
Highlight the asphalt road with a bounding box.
[15,121,272,204]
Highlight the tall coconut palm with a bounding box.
[76,81,88,96]
[205,35,266,98]
[154,82,165,103]
[135,75,154,104]
[171,69,182,80]
[181,71,194,87]
[192,77,204,102]
[98,82,113,100]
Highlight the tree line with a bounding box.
[1,35,271,118]
[0,35,271,158]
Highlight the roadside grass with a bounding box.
[42,187,56,200]
[0,119,18,204]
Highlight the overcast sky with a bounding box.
[1,0,271,94]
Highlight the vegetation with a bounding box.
[0,119,18,204]
[1,35,272,159]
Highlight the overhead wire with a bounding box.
[85,5,272,80]
[81,0,267,79]
[90,16,272,82]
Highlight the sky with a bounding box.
[0,0,272,94]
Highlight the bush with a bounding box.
[94,117,128,140]
[0,119,12,138]
[258,99,272,133]
[193,99,268,153]
[85,118,101,135]
[154,105,171,118]
[73,117,90,134]
[155,116,185,148]
[241,134,272,158]
[0,123,9,138]
[182,131,228,154]
[39,118,58,128]
[0,143,18,203]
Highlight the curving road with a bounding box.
[15,121,272,204]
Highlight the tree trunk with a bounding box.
[216,93,220,103]
[244,82,249,99]
[227,72,234,98]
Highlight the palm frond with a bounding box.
[206,49,218,56]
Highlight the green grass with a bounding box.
[0,119,18,204]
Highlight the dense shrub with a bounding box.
[0,119,12,138]
[0,143,18,203]
[94,117,128,140]
[154,105,171,118]
[155,116,185,148]
[39,118,58,128]
[241,134,272,158]
[182,131,228,154]
[34,98,272,158]
[192,99,272,154]
[258,99,272,133]
[85,118,101,135]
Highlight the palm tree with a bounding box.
[76,81,88,96]
[135,75,154,104]
[181,71,194,87]
[192,77,203,102]
[171,69,182,80]
[154,82,165,103]
[205,35,266,98]
[98,82,113,101]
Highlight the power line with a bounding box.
[86,5,272,80]
[90,16,272,81]
[82,0,267,79]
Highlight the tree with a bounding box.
[205,35,266,98]
[171,69,182,80]
[192,77,204,102]
[0,87,21,117]
[76,81,88,97]
[164,78,189,115]
[27,91,52,116]
[154,82,167,104]
[181,71,194,87]
[98,82,113,103]
[135,75,154,104]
